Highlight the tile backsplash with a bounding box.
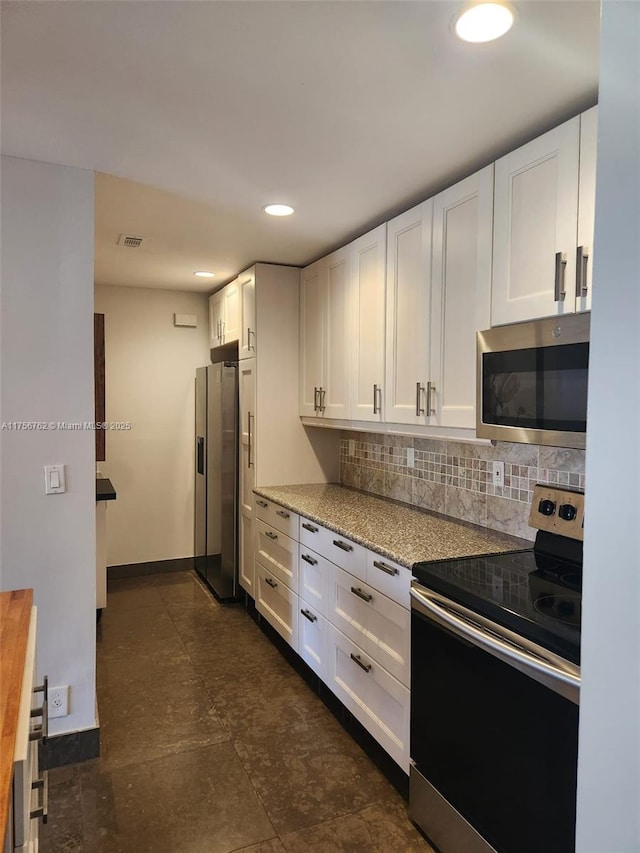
[339,432,586,541]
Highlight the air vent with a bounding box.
[117,234,144,248]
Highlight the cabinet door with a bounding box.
[385,201,432,425]
[239,269,256,358]
[350,224,387,422]
[255,560,298,650]
[255,519,298,592]
[299,259,325,416]
[299,546,332,619]
[326,623,410,772]
[492,117,580,325]
[209,291,224,348]
[577,106,597,313]
[238,359,256,595]
[323,246,351,419]
[430,166,493,429]
[222,278,240,343]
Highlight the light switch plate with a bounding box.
[44,464,66,495]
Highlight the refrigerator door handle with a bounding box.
[247,412,254,468]
[196,436,205,475]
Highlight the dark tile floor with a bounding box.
[41,571,433,852]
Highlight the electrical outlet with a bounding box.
[406,447,415,468]
[49,685,70,718]
[348,439,355,457]
[492,461,505,488]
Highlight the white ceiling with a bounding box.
[1,1,600,293]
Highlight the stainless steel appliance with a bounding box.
[409,484,584,853]
[477,314,590,449]
[195,359,238,599]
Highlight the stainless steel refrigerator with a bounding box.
[195,361,238,599]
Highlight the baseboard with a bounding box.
[39,726,100,769]
[107,556,195,580]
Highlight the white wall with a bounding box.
[576,3,640,851]
[94,285,210,566]
[0,156,96,736]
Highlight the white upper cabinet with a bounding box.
[299,259,325,417]
[429,166,493,429]
[299,249,351,419]
[384,201,433,425]
[222,278,240,343]
[492,117,581,325]
[350,224,387,422]
[577,106,597,313]
[209,290,225,348]
[239,269,256,358]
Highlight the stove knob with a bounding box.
[538,499,556,516]
[558,504,577,522]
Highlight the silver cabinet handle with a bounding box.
[30,676,48,743]
[313,387,320,412]
[220,318,226,342]
[376,385,382,415]
[256,499,268,509]
[302,522,318,533]
[576,245,589,296]
[333,539,353,553]
[554,252,567,302]
[265,577,278,589]
[247,327,256,350]
[301,553,317,566]
[373,559,399,576]
[350,586,372,603]
[426,381,436,416]
[300,608,317,623]
[265,530,278,541]
[319,387,326,412]
[350,653,371,673]
[276,509,290,519]
[247,412,254,469]
[30,772,48,824]
[373,384,379,414]
[416,382,425,416]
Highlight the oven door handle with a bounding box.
[410,585,580,705]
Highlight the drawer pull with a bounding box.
[302,522,318,533]
[351,586,373,603]
[265,577,278,589]
[333,539,353,553]
[300,608,318,623]
[30,676,48,743]
[301,553,318,566]
[350,653,372,673]
[373,559,399,577]
[276,509,290,519]
[30,772,48,824]
[256,499,268,509]
[265,531,278,541]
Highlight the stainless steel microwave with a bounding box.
[477,314,590,449]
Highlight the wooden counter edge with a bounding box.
[0,589,34,846]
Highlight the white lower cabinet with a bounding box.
[298,603,329,681]
[327,622,410,773]
[255,518,298,592]
[255,559,298,650]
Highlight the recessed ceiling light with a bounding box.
[454,2,515,43]
[194,271,215,278]
[263,204,295,217]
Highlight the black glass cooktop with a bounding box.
[412,542,582,665]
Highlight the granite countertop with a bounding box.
[96,477,117,502]
[253,483,531,568]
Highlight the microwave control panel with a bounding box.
[529,484,585,541]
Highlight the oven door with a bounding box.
[410,583,580,853]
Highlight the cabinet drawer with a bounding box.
[255,518,298,593]
[299,518,366,580]
[254,497,299,538]
[298,603,329,681]
[329,565,410,686]
[365,551,411,610]
[255,560,298,650]
[326,623,410,772]
[298,546,332,619]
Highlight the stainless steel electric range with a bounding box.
[409,484,584,853]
